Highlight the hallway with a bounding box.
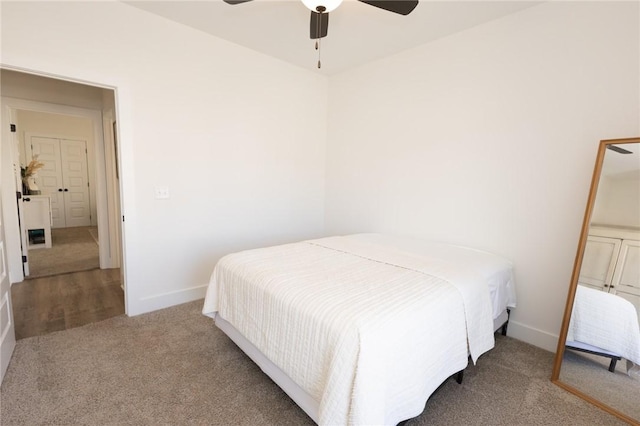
[27,226,100,278]
[11,268,124,340]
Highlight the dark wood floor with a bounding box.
[11,268,124,340]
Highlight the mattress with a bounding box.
[203,234,516,425]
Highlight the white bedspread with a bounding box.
[348,234,517,319]
[568,285,640,366]
[202,235,497,425]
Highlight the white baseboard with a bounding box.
[506,320,560,353]
[129,284,208,316]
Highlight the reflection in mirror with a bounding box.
[552,138,640,425]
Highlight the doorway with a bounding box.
[17,110,102,278]
[1,69,125,338]
[20,116,97,278]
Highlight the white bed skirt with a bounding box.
[215,309,510,425]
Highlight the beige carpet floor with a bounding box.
[559,349,640,420]
[0,300,627,425]
[27,226,99,278]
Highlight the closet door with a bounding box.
[29,136,91,228]
[578,235,621,291]
[611,239,640,322]
[30,136,65,228]
[60,139,91,227]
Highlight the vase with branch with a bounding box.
[21,156,45,195]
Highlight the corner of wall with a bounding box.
[507,320,559,353]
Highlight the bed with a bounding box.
[202,233,516,425]
[566,284,640,374]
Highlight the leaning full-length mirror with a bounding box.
[552,137,640,425]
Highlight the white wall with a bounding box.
[591,171,640,229]
[1,1,328,315]
[325,2,640,351]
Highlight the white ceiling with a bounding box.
[125,0,541,75]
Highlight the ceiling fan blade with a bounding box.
[223,0,253,4]
[310,11,329,39]
[357,0,418,15]
[607,145,633,154]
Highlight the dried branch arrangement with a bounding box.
[23,157,45,178]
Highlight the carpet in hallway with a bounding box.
[27,226,99,278]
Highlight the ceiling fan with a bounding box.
[223,0,419,68]
[607,145,633,154]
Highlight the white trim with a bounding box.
[133,284,208,316]
[507,320,559,353]
[102,110,121,269]
[0,66,129,317]
[1,104,24,282]
[0,291,12,342]
[0,289,16,382]
[589,226,640,241]
[0,64,117,92]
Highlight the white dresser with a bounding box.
[22,194,52,249]
[579,226,640,321]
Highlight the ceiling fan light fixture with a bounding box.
[301,0,343,13]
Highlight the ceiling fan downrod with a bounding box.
[315,6,326,69]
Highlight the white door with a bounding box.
[29,136,91,228]
[30,136,64,227]
[578,235,622,291]
[611,239,640,323]
[0,164,17,383]
[60,140,91,227]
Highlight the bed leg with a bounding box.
[501,308,511,336]
[609,358,617,372]
[455,370,464,384]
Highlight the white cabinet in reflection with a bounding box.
[579,226,640,322]
[612,239,640,313]
[579,235,621,290]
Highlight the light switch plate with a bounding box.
[154,186,170,199]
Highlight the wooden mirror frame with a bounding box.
[551,137,640,426]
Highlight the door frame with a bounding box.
[1,97,118,276]
[0,118,17,383]
[0,105,28,280]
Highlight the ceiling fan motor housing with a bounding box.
[301,0,343,13]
